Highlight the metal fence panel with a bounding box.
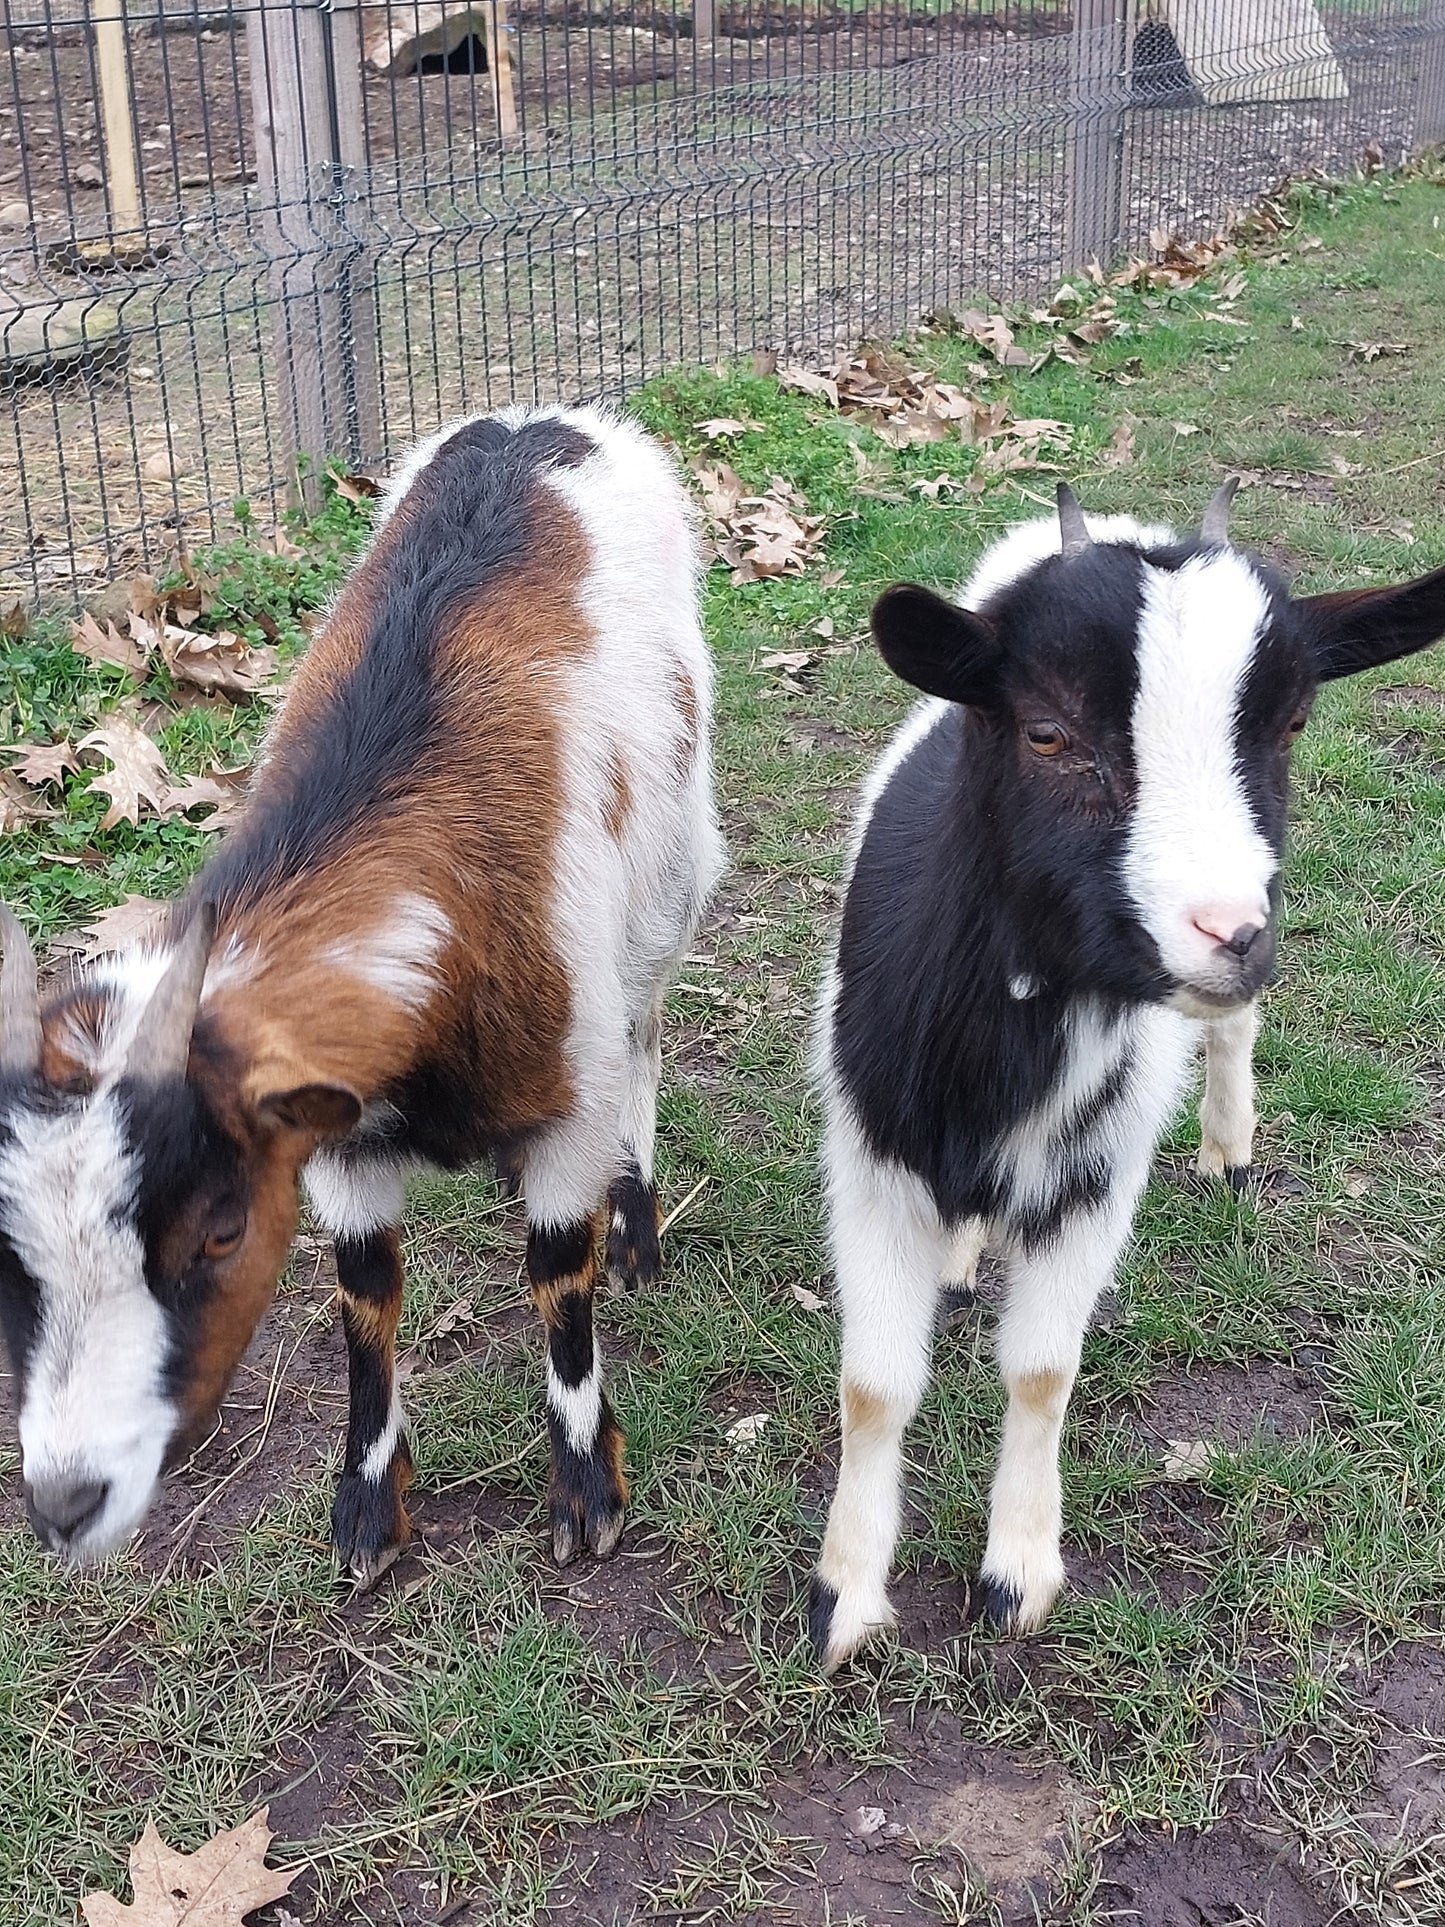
[0,0,1438,598]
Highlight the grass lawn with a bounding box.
[3,162,1445,1925]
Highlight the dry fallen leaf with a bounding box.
[52,893,170,961]
[78,718,173,830]
[774,362,841,408]
[0,770,56,833]
[8,739,79,786]
[162,763,251,830]
[1346,340,1408,363]
[790,1283,825,1313]
[71,609,148,678]
[81,1808,296,1927]
[1160,1439,1215,1483]
[332,469,381,503]
[724,1413,770,1452]
[1100,417,1137,469]
[694,416,763,441]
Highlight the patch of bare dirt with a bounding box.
[550,1709,1086,1923]
[1134,1358,1332,1452]
[1365,1642,1445,1847]
[1094,1816,1329,1927]
[1374,685,1445,715]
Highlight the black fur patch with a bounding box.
[1225,1164,1255,1196]
[527,1216,596,1286]
[546,1288,596,1389]
[332,1435,414,1571]
[606,1160,662,1288]
[199,416,596,920]
[807,1574,840,1659]
[334,1228,402,1304]
[338,1297,398,1475]
[968,1573,1022,1629]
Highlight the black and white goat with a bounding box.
[0,406,722,1580]
[810,483,1445,1671]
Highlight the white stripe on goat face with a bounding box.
[1123,552,1276,1001]
[0,1089,176,1563]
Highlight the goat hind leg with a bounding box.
[606,998,665,1289]
[332,1226,413,1588]
[1197,1000,1258,1191]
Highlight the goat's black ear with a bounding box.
[871,584,1002,705]
[1298,561,1445,682]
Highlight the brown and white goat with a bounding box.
[0,406,723,1580]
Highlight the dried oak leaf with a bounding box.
[774,362,841,408]
[136,617,277,700]
[52,893,169,961]
[0,770,56,832]
[71,609,149,679]
[78,718,173,830]
[1099,417,1137,469]
[81,1808,296,1927]
[163,764,251,831]
[694,416,763,441]
[8,739,80,786]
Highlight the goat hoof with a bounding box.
[809,1571,896,1674]
[605,1166,663,1290]
[1225,1163,1255,1195]
[550,1494,625,1567]
[332,1470,410,1590]
[968,1572,1023,1631]
[969,1555,1062,1634]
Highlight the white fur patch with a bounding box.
[359,1386,406,1483]
[304,1151,407,1238]
[1124,553,1277,991]
[958,509,1175,612]
[0,1089,176,1562]
[547,1355,603,1457]
[321,894,452,1014]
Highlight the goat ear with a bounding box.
[1298,561,1445,682]
[871,584,1002,705]
[256,1081,362,1139]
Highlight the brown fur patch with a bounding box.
[1009,1368,1071,1421]
[532,1263,597,1333]
[339,1286,402,1355]
[842,1380,895,1443]
[602,750,632,841]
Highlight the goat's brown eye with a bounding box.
[203,1222,245,1261]
[1284,708,1309,743]
[1025,721,1070,757]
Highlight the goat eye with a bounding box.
[1283,708,1309,743]
[202,1221,245,1261]
[1025,721,1070,757]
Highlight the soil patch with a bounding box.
[1134,1358,1331,1453]
[1375,685,1445,715]
[1095,1816,1328,1927]
[1365,1642,1445,1845]
[550,1708,1084,1923]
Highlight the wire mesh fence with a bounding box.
[0,0,1441,600]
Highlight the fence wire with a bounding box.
[0,0,1440,598]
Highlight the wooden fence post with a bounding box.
[1419,0,1445,146]
[90,0,142,239]
[247,0,349,509]
[483,0,520,145]
[1064,0,1130,273]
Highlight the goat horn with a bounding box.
[0,904,41,1076]
[127,900,216,1080]
[1056,482,1092,561]
[1201,476,1240,546]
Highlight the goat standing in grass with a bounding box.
[0,407,722,1582]
[811,483,1445,1672]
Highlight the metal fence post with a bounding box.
[1419,0,1445,145]
[246,0,347,509]
[1064,0,1130,273]
[325,0,383,465]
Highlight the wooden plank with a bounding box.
[483,0,519,144]
[246,0,341,509]
[1064,0,1129,271]
[693,0,717,43]
[1163,0,1346,104]
[328,0,383,466]
[90,0,142,237]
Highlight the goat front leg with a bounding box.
[606,997,665,1290]
[811,1110,947,1673]
[976,1199,1132,1632]
[332,1226,413,1587]
[1196,1000,1258,1191]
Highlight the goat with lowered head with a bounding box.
[810,482,1445,1672]
[0,406,722,1580]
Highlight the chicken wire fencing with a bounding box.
[0,0,1442,600]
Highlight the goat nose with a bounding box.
[1191,904,1268,955]
[25,1477,109,1549]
